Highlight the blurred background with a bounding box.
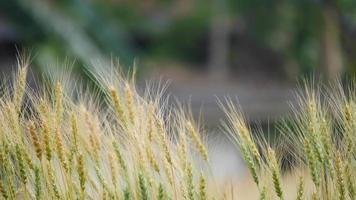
[1,0,356,179]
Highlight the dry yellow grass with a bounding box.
[0,58,354,200]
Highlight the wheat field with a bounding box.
[0,59,355,200]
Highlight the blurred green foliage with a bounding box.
[1,0,356,77]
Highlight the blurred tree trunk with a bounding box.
[320,1,343,80]
[208,0,230,79]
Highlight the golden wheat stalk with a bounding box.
[0,60,355,200]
